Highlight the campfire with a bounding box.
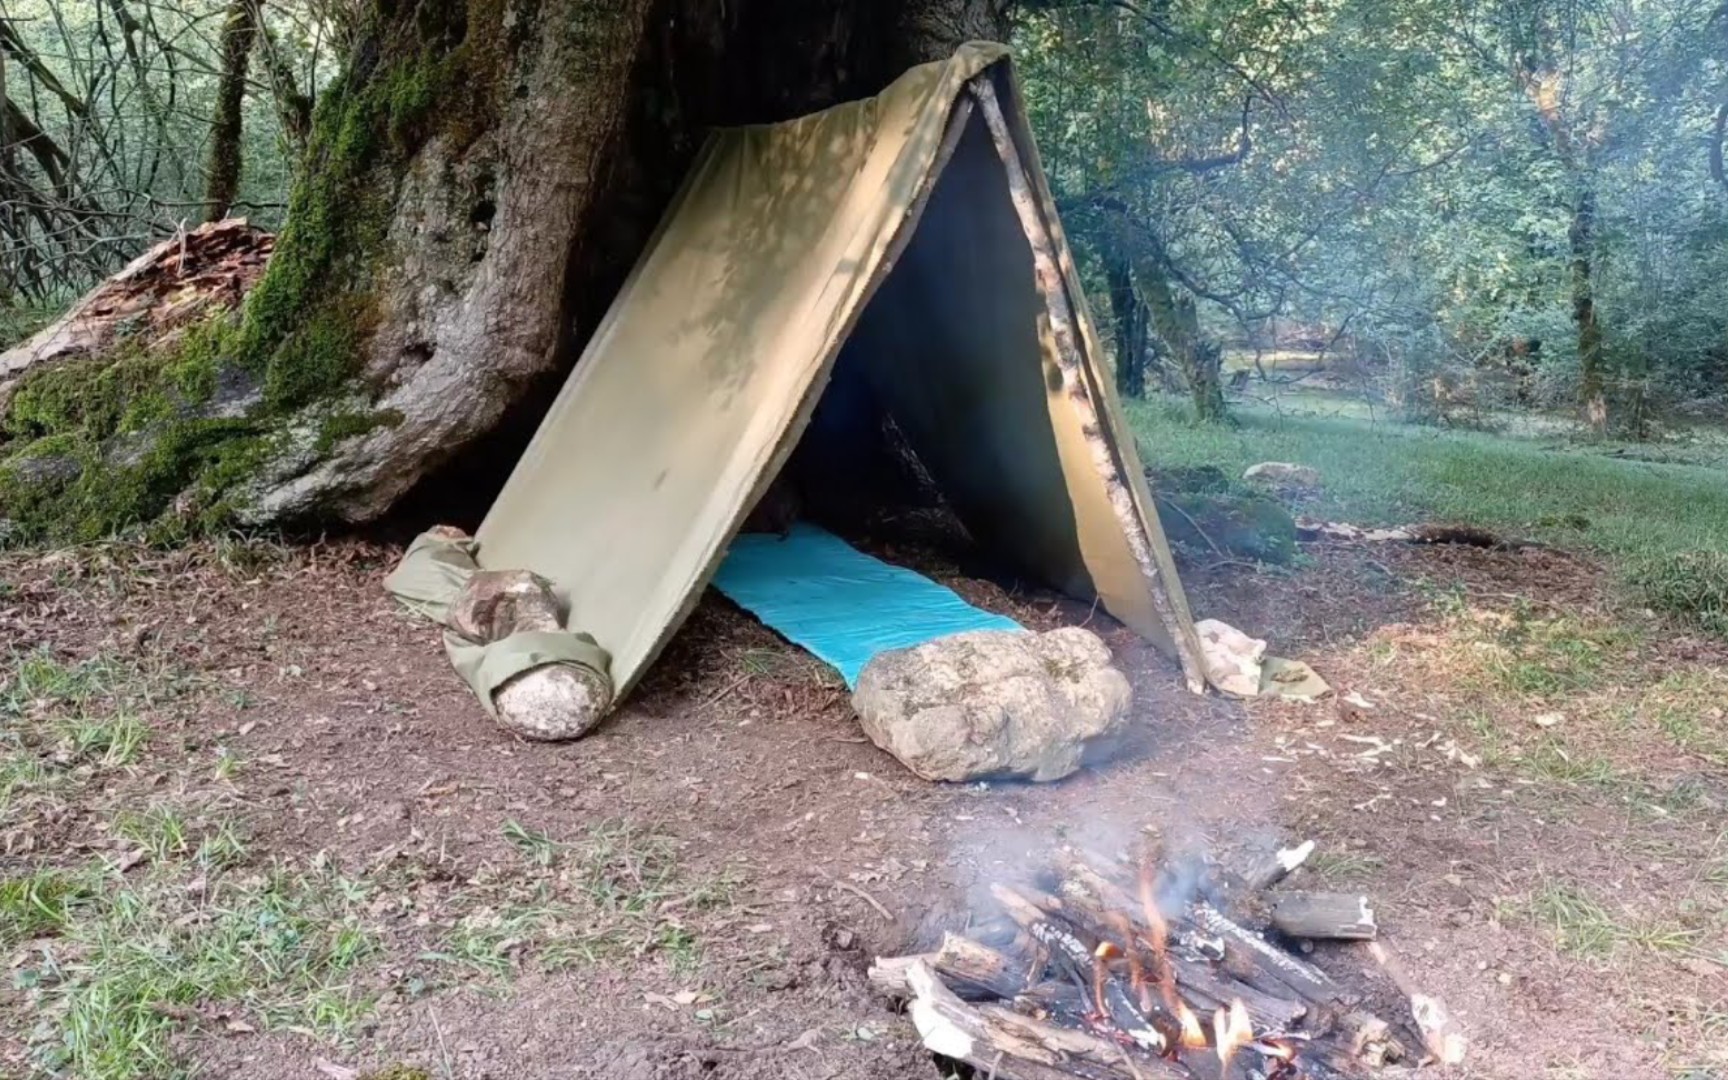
[870,840,1465,1079]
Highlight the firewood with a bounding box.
[1365,940,1467,1065]
[1334,1009,1410,1066]
[1165,954,1307,1033]
[869,933,1030,1001]
[1268,892,1378,941]
[1190,902,1345,1005]
[1240,839,1315,891]
[904,960,1180,1080]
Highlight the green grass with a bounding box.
[8,861,378,1080]
[1130,396,1728,632]
[1519,882,1703,962]
[427,820,735,981]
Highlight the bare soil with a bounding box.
[2,532,1724,1080]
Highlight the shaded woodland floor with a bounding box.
[2,521,1726,1080]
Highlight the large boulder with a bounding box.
[850,628,1132,783]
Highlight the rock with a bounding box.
[1259,656,1331,702]
[850,627,1132,783]
[1154,492,1297,564]
[493,663,611,741]
[1195,619,1266,698]
[448,569,562,644]
[10,453,82,486]
[1243,461,1322,489]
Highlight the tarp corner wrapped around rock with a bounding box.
[383,529,613,723]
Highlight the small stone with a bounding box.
[449,569,561,644]
[1195,619,1266,698]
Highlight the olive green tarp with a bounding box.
[424,42,1210,710]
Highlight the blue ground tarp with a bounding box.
[712,523,1024,687]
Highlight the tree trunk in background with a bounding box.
[1104,256,1146,399]
[202,0,258,223]
[1569,180,1607,434]
[1137,259,1227,422]
[0,0,1012,537]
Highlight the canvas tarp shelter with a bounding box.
[400,42,1211,712]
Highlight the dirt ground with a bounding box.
[2,529,1725,1080]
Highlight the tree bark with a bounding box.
[203,0,259,223]
[1569,179,1606,433]
[0,0,1012,537]
[1137,260,1227,423]
[1104,254,1147,399]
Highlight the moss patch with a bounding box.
[315,407,405,454]
[0,0,528,546]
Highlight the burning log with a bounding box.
[873,843,1443,1080]
[1191,903,1345,1005]
[1267,893,1378,942]
[903,961,1189,1080]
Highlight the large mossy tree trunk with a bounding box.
[0,0,1010,540]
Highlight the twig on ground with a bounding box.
[821,872,895,922]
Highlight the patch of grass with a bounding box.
[429,820,735,982]
[1627,550,1728,637]
[2,649,121,714]
[502,819,561,868]
[1302,850,1385,884]
[113,805,192,861]
[1520,882,1702,962]
[1519,738,1625,789]
[58,712,149,767]
[0,868,96,946]
[1128,395,1728,613]
[14,861,378,1080]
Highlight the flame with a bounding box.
[1091,942,1112,1017]
[1176,1002,1207,1050]
[1136,858,1169,955]
[1213,999,1253,1074]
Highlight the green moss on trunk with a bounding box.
[0,0,519,545]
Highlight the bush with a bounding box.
[1627,550,1728,637]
